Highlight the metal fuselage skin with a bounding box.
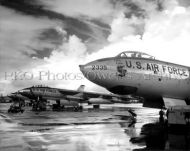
[30,87,63,100]
[80,57,190,102]
[19,87,79,106]
[20,87,63,100]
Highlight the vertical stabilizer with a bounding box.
[77,85,85,92]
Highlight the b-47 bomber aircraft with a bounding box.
[79,51,190,109]
[17,85,132,111]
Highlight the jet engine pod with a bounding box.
[107,85,137,95]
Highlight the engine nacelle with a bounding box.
[60,99,79,107]
[88,98,113,105]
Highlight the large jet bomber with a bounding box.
[14,85,134,111]
[79,51,190,109]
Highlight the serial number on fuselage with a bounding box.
[92,65,108,70]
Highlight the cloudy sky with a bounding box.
[0,0,190,94]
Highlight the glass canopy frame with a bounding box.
[116,51,155,60]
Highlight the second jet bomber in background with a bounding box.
[18,85,132,111]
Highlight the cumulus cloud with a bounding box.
[89,0,190,66]
[108,13,144,42]
[141,0,190,65]
[35,34,107,91]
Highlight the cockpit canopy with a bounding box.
[116,51,155,60]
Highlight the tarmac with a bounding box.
[0,103,190,151]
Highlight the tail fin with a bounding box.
[77,85,85,92]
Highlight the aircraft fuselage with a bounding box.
[80,52,190,105]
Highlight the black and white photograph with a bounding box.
[0,0,190,150]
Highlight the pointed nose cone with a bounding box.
[79,64,91,75]
[79,65,84,71]
[79,60,107,84]
[79,58,116,92]
[18,88,30,97]
[11,92,18,96]
[79,62,94,79]
[79,65,84,75]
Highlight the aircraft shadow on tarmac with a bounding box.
[129,122,190,150]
